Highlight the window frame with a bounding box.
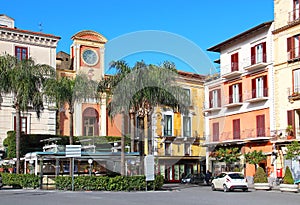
[15,46,28,61]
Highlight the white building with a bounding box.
[0,14,60,151]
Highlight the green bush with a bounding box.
[54,175,163,191]
[253,167,268,183]
[1,173,39,188]
[283,166,294,184]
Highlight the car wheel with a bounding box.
[211,183,216,191]
[223,184,229,192]
[243,188,248,192]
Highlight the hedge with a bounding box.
[55,175,164,191]
[1,173,164,191]
[1,173,39,188]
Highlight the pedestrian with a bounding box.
[205,170,212,185]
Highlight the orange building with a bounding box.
[205,21,275,179]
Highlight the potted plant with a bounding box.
[245,150,270,190]
[253,167,271,190]
[286,125,294,139]
[280,166,298,193]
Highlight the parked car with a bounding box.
[211,172,248,192]
[181,173,205,184]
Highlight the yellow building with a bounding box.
[153,71,206,182]
[272,0,300,177]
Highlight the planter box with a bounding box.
[280,184,299,193]
[254,183,271,190]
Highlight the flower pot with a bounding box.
[279,184,299,193]
[254,183,271,190]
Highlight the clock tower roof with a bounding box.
[71,30,107,44]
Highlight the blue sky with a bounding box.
[1,0,274,75]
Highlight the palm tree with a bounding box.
[0,54,56,174]
[44,73,100,145]
[106,60,189,175]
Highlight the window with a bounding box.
[14,116,27,134]
[212,122,219,142]
[287,110,295,136]
[165,143,171,156]
[184,143,190,155]
[83,117,96,136]
[15,46,28,60]
[163,115,172,136]
[183,116,191,137]
[252,76,268,98]
[229,83,242,103]
[231,53,239,71]
[209,89,221,108]
[256,115,265,137]
[287,35,300,60]
[233,119,240,139]
[293,69,300,93]
[183,89,191,106]
[251,42,266,65]
[82,108,99,136]
[293,0,300,21]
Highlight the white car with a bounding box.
[211,172,248,192]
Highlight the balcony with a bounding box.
[203,101,222,112]
[224,95,243,108]
[288,87,300,102]
[288,8,300,24]
[245,88,268,103]
[244,56,268,71]
[221,63,243,79]
[287,48,300,63]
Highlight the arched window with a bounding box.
[82,108,99,136]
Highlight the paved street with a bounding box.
[0,184,299,205]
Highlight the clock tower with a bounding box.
[70,30,108,137]
[71,30,107,81]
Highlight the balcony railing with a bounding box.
[287,47,300,62]
[288,87,300,102]
[288,8,300,23]
[244,88,269,102]
[244,55,268,71]
[221,64,243,79]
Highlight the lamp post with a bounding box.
[88,159,93,176]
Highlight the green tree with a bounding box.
[0,54,55,173]
[283,166,294,184]
[212,147,241,171]
[44,73,99,144]
[244,150,267,168]
[253,166,268,183]
[286,141,300,160]
[106,60,189,175]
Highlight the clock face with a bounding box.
[82,49,98,66]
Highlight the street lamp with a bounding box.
[88,159,93,176]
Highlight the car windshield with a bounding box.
[228,173,244,179]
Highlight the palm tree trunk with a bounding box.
[15,107,21,174]
[144,115,148,155]
[121,111,125,176]
[130,112,135,152]
[69,109,74,145]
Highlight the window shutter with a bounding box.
[251,46,256,65]
[262,42,267,62]
[209,91,212,108]
[256,115,265,137]
[252,78,256,98]
[233,119,240,139]
[229,85,233,104]
[263,75,268,97]
[287,110,295,136]
[213,123,219,142]
[217,89,221,107]
[231,53,239,71]
[238,83,242,102]
[287,37,293,59]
